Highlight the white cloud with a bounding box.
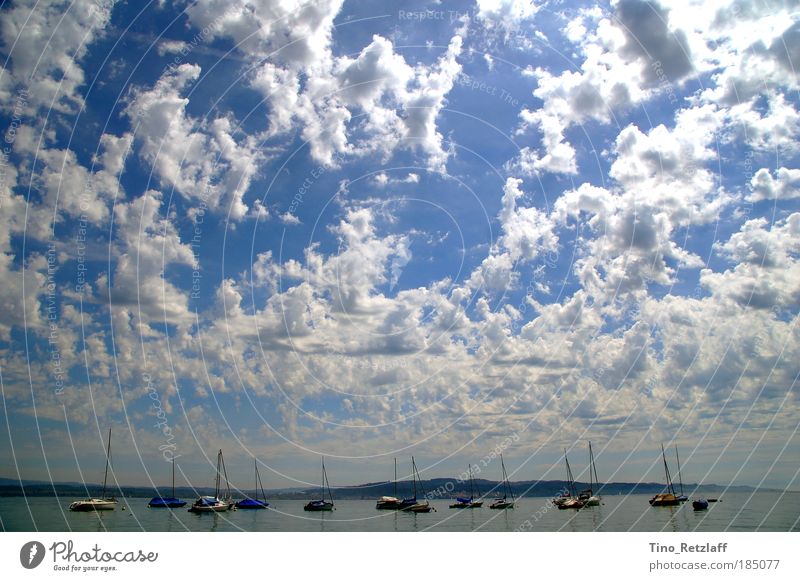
[497,178,558,262]
[0,0,114,114]
[702,213,800,309]
[748,167,800,202]
[126,64,263,220]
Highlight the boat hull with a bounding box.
[557,499,584,510]
[489,500,514,509]
[449,501,482,509]
[304,501,334,511]
[376,496,403,510]
[148,497,187,508]
[188,496,230,513]
[692,499,709,511]
[584,496,601,506]
[235,499,269,509]
[69,499,117,512]
[189,504,229,513]
[403,502,434,513]
[649,493,680,507]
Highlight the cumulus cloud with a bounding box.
[125,64,263,220]
[0,0,114,114]
[614,0,694,85]
[702,214,800,309]
[748,167,800,202]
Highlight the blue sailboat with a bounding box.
[449,464,483,508]
[235,459,269,509]
[148,459,187,508]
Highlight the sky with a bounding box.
[0,0,798,493]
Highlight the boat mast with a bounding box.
[171,458,176,498]
[220,450,230,499]
[215,450,221,498]
[661,444,675,495]
[674,446,684,496]
[102,427,111,498]
[564,449,576,497]
[412,458,418,499]
[413,457,428,500]
[501,454,513,500]
[394,457,397,498]
[320,457,333,503]
[256,460,267,503]
[590,442,600,492]
[468,464,474,500]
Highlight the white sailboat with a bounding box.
[489,454,515,509]
[376,458,403,510]
[579,441,602,507]
[69,428,118,512]
[188,449,232,513]
[401,457,435,513]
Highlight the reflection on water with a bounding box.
[1,493,798,532]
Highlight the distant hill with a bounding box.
[0,476,774,500]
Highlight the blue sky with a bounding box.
[1,0,799,492]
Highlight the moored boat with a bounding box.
[692,499,709,511]
[304,457,335,511]
[400,457,435,513]
[489,454,515,509]
[449,464,483,508]
[376,458,403,510]
[557,449,583,510]
[70,428,118,512]
[148,459,187,508]
[188,449,232,513]
[577,441,601,507]
[649,444,680,507]
[235,459,269,509]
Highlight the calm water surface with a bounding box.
[2,493,798,532]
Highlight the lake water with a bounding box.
[2,493,798,532]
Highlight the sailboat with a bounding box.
[449,464,483,508]
[148,459,187,508]
[674,446,688,502]
[401,457,434,513]
[489,454,515,509]
[188,449,232,513]
[649,444,680,507]
[376,458,403,510]
[556,449,584,510]
[578,441,601,507]
[69,427,118,511]
[304,457,334,511]
[235,459,270,509]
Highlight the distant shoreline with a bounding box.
[0,477,784,500]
